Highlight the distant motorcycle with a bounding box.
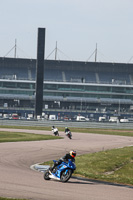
[52,127,59,136]
[66,131,72,139]
[44,159,76,182]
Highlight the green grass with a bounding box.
[0,126,133,137]
[0,131,62,143]
[0,125,51,131]
[66,127,133,137]
[75,146,133,185]
[43,146,133,186]
[0,198,28,200]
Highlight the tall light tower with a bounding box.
[35,28,46,118]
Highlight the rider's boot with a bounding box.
[49,167,53,174]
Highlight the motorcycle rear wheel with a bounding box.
[60,169,72,182]
[68,134,72,139]
[44,170,51,180]
[54,131,59,136]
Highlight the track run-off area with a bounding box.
[0,127,133,200]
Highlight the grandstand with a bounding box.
[0,57,133,120]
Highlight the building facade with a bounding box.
[0,57,133,119]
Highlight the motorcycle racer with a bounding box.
[65,127,72,139]
[51,126,59,136]
[49,150,76,172]
[65,127,70,133]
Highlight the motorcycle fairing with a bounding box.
[51,160,75,179]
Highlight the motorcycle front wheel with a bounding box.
[60,169,72,182]
[44,170,51,180]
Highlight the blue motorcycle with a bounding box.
[44,159,76,182]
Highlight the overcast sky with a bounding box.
[0,0,133,63]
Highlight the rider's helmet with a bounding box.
[65,127,68,130]
[52,126,55,128]
[70,150,76,158]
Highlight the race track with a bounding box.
[0,128,133,200]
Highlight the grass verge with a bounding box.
[0,198,28,200]
[43,146,133,186]
[0,131,62,143]
[0,126,133,137]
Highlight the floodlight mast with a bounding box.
[35,28,46,119]
[95,43,97,62]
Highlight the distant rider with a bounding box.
[65,127,70,135]
[51,126,59,136]
[64,127,72,138]
[49,150,76,172]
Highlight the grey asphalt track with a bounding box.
[0,128,133,200]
